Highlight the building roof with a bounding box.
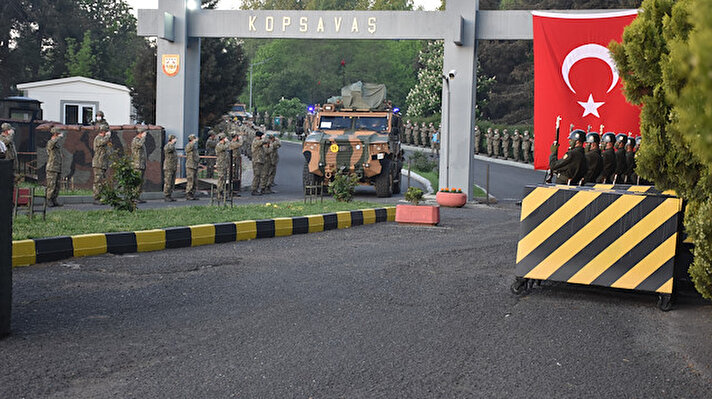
[17,76,130,93]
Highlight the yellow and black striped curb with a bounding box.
[515,185,683,294]
[12,207,396,267]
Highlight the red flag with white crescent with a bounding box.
[533,10,641,170]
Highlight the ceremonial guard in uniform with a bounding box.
[625,137,637,184]
[583,132,603,184]
[185,134,199,200]
[512,130,522,161]
[131,127,148,202]
[614,133,628,183]
[215,133,229,201]
[163,134,177,201]
[92,125,111,204]
[549,129,587,185]
[600,133,617,183]
[45,127,64,207]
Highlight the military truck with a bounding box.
[302,82,404,197]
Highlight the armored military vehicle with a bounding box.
[302,82,404,197]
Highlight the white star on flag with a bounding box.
[577,94,605,118]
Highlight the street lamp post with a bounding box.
[249,58,271,112]
[442,69,456,188]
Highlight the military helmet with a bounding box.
[585,132,600,144]
[188,134,197,140]
[137,125,148,133]
[524,130,530,137]
[615,133,628,144]
[50,126,61,134]
[255,131,264,137]
[168,134,176,141]
[627,137,636,147]
[602,132,616,144]
[569,129,586,143]
[635,136,642,146]
[96,110,105,117]
[217,133,226,140]
[1,122,12,132]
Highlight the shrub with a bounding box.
[328,172,359,202]
[100,155,142,212]
[409,150,437,172]
[405,186,424,205]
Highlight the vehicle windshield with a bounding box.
[319,116,352,130]
[355,117,388,132]
[231,105,246,112]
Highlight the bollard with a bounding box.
[485,164,490,205]
[0,160,12,337]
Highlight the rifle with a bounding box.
[544,115,562,183]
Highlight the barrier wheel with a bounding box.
[657,294,673,312]
[510,278,528,295]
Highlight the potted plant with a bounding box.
[395,187,440,225]
[436,187,467,208]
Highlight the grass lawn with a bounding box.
[19,182,93,197]
[13,200,384,240]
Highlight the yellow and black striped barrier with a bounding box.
[513,184,683,309]
[12,207,396,267]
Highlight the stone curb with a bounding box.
[12,207,396,267]
[401,144,535,170]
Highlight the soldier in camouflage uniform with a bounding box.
[266,134,281,192]
[502,129,511,159]
[215,133,230,201]
[251,130,268,195]
[522,131,533,163]
[493,129,502,158]
[229,132,243,195]
[131,127,148,202]
[93,110,109,130]
[45,127,64,207]
[404,120,412,145]
[163,134,178,201]
[512,129,522,162]
[92,125,112,204]
[185,134,200,200]
[486,128,494,156]
[205,131,217,178]
[1,122,18,179]
[412,123,420,146]
[420,122,429,148]
[474,126,481,154]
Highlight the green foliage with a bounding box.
[100,155,142,212]
[328,172,359,202]
[270,97,307,120]
[611,0,712,299]
[65,31,96,77]
[199,38,249,127]
[404,186,424,205]
[130,41,157,124]
[408,150,438,173]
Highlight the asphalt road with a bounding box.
[3,204,712,397]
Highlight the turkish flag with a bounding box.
[533,10,641,170]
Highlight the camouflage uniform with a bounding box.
[45,128,64,206]
[522,131,532,163]
[512,130,521,162]
[93,110,109,131]
[493,129,501,158]
[229,134,243,192]
[502,129,511,159]
[410,123,419,146]
[486,128,494,156]
[92,130,111,201]
[265,136,281,190]
[163,135,177,200]
[185,135,199,200]
[0,123,18,177]
[404,120,412,144]
[205,133,217,178]
[215,134,230,200]
[474,126,481,154]
[251,133,268,194]
[131,129,148,199]
[420,122,429,148]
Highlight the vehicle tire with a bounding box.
[375,161,393,198]
[303,161,322,194]
[392,167,401,194]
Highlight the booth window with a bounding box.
[64,103,95,125]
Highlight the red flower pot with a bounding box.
[395,204,440,225]
[436,191,467,207]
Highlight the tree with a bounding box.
[609,0,712,299]
[130,40,156,124]
[199,38,248,127]
[270,97,307,120]
[65,31,96,77]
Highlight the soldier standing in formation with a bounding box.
[522,131,533,163]
[583,132,603,184]
[512,130,521,161]
[420,122,429,148]
[185,134,199,200]
[45,127,64,207]
[163,134,177,201]
[614,134,628,183]
[132,127,148,203]
[404,120,412,145]
[265,134,280,192]
[625,137,637,184]
[493,129,502,158]
[215,133,230,201]
[502,129,511,159]
[229,132,243,195]
[92,125,111,204]
[549,129,587,185]
[599,133,617,183]
[412,123,420,146]
[474,126,481,154]
[94,110,109,129]
[251,130,268,195]
[486,128,494,156]
[205,131,217,178]
[1,123,17,180]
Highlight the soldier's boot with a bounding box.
[164,196,176,202]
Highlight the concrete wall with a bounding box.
[35,124,164,192]
[19,80,131,125]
